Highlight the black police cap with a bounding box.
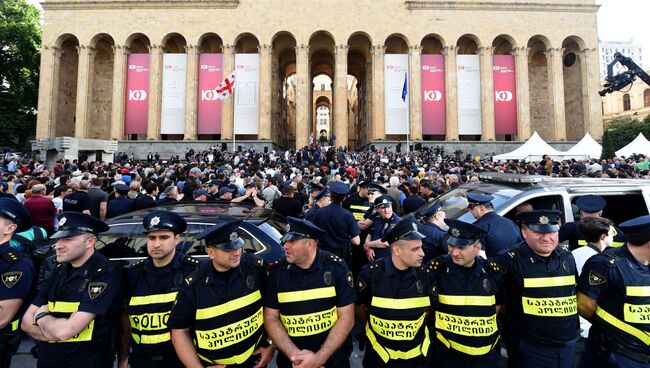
[330,182,350,196]
[143,210,187,234]
[314,188,331,201]
[419,202,443,218]
[281,216,325,243]
[375,195,394,208]
[466,193,494,207]
[52,212,110,239]
[196,219,244,250]
[381,215,426,244]
[0,197,31,233]
[516,209,562,233]
[367,182,387,195]
[444,219,484,247]
[576,195,606,213]
[619,215,650,245]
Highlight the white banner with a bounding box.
[160,54,187,135]
[456,55,482,135]
[234,54,260,135]
[384,54,410,135]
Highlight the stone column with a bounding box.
[409,45,423,141]
[183,44,199,140]
[513,46,531,140]
[110,45,128,140]
[36,45,61,139]
[147,44,163,139]
[365,60,373,146]
[295,44,310,148]
[334,44,348,148]
[74,45,96,138]
[371,45,385,141]
[258,44,273,140]
[545,47,566,140]
[479,46,495,140]
[443,46,459,140]
[221,44,235,140]
[580,47,603,140]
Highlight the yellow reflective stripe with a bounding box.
[436,331,499,356]
[196,307,263,350]
[438,294,495,306]
[371,296,430,310]
[627,286,650,297]
[129,292,178,306]
[280,306,338,337]
[196,290,261,320]
[278,286,336,303]
[129,312,170,332]
[350,205,370,211]
[435,311,498,337]
[197,335,262,365]
[578,240,587,246]
[611,242,625,248]
[523,276,575,288]
[131,332,171,344]
[369,313,426,341]
[48,301,80,313]
[352,212,364,220]
[596,306,650,345]
[623,303,650,324]
[11,319,19,331]
[365,323,430,363]
[522,296,577,317]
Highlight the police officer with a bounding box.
[576,215,650,367]
[264,217,356,368]
[313,182,361,266]
[429,219,503,368]
[0,198,34,368]
[22,212,122,368]
[356,215,432,367]
[344,180,371,221]
[305,188,331,222]
[559,195,626,250]
[417,202,448,263]
[107,184,135,219]
[467,193,521,257]
[364,195,400,262]
[490,210,579,368]
[168,219,273,368]
[119,211,200,368]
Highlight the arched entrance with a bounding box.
[528,35,552,139]
[88,34,115,140]
[272,32,296,148]
[563,36,586,140]
[347,33,372,149]
[53,34,80,138]
[309,31,335,147]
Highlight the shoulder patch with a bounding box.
[88,282,107,300]
[1,272,22,288]
[588,270,607,286]
[356,277,367,292]
[346,271,354,288]
[489,261,506,275]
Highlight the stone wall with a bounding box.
[563,52,585,141]
[55,40,78,137]
[89,45,114,139]
[529,53,552,139]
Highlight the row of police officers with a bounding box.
[1,193,650,367]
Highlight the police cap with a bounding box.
[281,216,325,243]
[619,215,650,245]
[444,219,484,247]
[52,212,110,239]
[576,195,606,213]
[330,182,350,196]
[194,189,209,198]
[314,188,331,201]
[0,197,32,233]
[367,182,387,195]
[516,209,562,233]
[218,187,235,197]
[381,215,426,244]
[420,202,443,218]
[114,183,129,195]
[309,183,324,193]
[375,195,393,209]
[466,193,494,207]
[358,180,371,188]
[143,210,187,234]
[196,219,244,250]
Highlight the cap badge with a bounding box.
[539,216,549,225]
[150,216,161,228]
[229,232,238,241]
[286,224,291,232]
[59,217,67,227]
[451,228,460,237]
[412,223,418,231]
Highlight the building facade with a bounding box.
[35,0,603,151]
[599,39,644,81]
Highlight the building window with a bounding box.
[623,93,631,111]
[644,89,650,107]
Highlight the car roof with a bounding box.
[476,173,650,191]
[107,202,276,222]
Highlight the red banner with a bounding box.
[197,54,223,135]
[421,55,446,135]
[124,54,150,135]
[493,55,517,135]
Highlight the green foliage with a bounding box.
[601,117,650,158]
[0,0,41,148]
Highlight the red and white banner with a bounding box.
[197,54,222,135]
[160,54,187,135]
[421,55,446,135]
[234,54,259,135]
[493,55,517,135]
[124,54,150,134]
[456,55,482,135]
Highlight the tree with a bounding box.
[0,0,41,149]
[601,117,650,158]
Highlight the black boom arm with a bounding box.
[599,52,650,96]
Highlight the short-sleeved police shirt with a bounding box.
[0,243,35,338]
[313,203,361,250]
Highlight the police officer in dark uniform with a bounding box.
[22,212,122,368]
[429,219,503,368]
[356,215,432,368]
[417,202,448,263]
[264,217,356,368]
[355,183,384,275]
[0,198,34,368]
[304,188,331,222]
[344,180,371,221]
[107,184,135,219]
[313,182,361,266]
[168,219,273,368]
[119,211,200,368]
[363,195,400,262]
[467,193,521,257]
[559,195,626,250]
[490,210,579,368]
[576,215,650,367]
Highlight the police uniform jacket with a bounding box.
[265,250,356,368]
[343,194,370,221]
[417,222,447,263]
[313,203,361,250]
[125,252,200,361]
[577,246,650,362]
[107,197,135,219]
[0,242,35,343]
[32,251,122,367]
[304,204,320,222]
[368,214,401,260]
[356,256,432,367]
[559,221,626,251]
[489,242,579,346]
[473,212,521,257]
[167,254,268,367]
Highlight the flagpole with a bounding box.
[405,70,410,154]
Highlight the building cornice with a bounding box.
[405,1,599,13]
[41,0,239,10]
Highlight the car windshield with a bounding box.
[258,222,282,243]
[431,186,522,223]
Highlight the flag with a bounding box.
[401,71,408,102]
[216,71,236,100]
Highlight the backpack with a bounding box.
[12,226,56,289]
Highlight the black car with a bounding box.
[98,202,286,265]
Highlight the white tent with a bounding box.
[559,133,602,160]
[493,131,564,162]
[615,133,650,157]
